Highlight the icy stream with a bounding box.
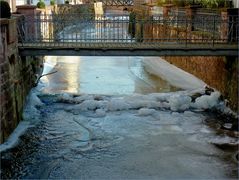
[0,56,238,179]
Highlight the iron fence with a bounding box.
[17,13,238,47]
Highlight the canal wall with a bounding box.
[132,5,238,112]
[162,56,238,111]
[0,17,43,143]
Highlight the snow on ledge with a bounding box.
[142,57,207,90]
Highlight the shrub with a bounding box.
[199,0,233,8]
[172,0,185,7]
[0,1,11,18]
[37,0,46,9]
[156,0,166,6]
[50,0,55,5]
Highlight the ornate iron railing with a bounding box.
[17,13,238,47]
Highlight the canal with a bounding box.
[1,55,238,179]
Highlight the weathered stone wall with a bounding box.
[0,17,43,143]
[162,56,238,111]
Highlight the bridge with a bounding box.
[17,13,238,56]
[83,0,133,6]
[100,0,133,6]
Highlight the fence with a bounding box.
[17,13,238,46]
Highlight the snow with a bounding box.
[0,88,44,153]
[0,121,31,152]
[169,94,192,111]
[57,89,224,115]
[108,98,130,111]
[138,108,156,116]
[192,91,221,109]
[42,56,57,75]
[22,89,43,122]
[143,57,206,90]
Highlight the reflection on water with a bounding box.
[41,56,180,95]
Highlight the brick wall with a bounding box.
[162,56,238,111]
[0,18,43,144]
[133,5,238,112]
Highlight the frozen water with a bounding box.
[1,55,237,179]
[2,91,237,179]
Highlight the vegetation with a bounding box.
[65,0,69,4]
[50,0,55,6]
[198,0,233,8]
[0,1,11,18]
[37,0,46,9]
[156,0,233,8]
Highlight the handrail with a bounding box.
[16,13,238,48]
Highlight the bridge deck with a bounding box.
[17,13,238,56]
[19,42,238,56]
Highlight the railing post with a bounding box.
[220,10,228,43]
[185,17,188,47]
[213,15,216,47]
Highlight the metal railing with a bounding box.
[17,13,238,47]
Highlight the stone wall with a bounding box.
[0,17,43,143]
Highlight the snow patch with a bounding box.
[108,98,130,111]
[192,91,221,110]
[138,108,156,116]
[169,94,191,111]
[1,88,43,152]
[56,89,230,115]
[0,121,31,152]
[143,57,206,90]
[43,56,57,75]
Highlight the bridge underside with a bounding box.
[19,43,238,56]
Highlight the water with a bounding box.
[41,56,179,95]
[1,56,238,179]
